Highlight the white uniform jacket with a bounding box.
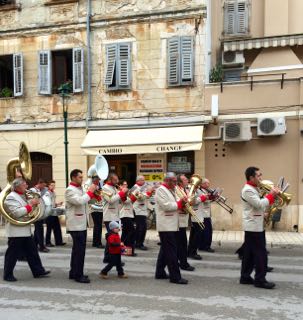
[192,188,209,221]
[102,184,124,222]
[88,197,103,215]
[241,183,272,232]
[65,184,91,231]
[4,191,32,237]
[132,184,151,217]
[155,185,179,232]
[119,199,134,219]
[176,186,189,228]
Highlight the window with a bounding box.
[224,0,248,35]
[0,0,14,5]
[167,36,194,87]
[104,42,131,91]
[0,53,23,98]
[38,48,84,95]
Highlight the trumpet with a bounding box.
[205,188,233,214]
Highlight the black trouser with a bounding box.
[101,254,124,275]
[241,231,268,283]
[34,220,45,249]
[45,216,63,245]
[155,231,181,282]
[4,236,45,278]
[199,217,213,250]
[69,230,87,279]
[176,227,190,268]
[91,211,103,247]
[188,222,202,256]
[121,217,136,254]
[135,215,147,247]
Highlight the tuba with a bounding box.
[0,142,43,226]
[175,174,204,230]
[258,179,292,225]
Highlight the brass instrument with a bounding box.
[205,188,233,214]
[258,179,292,225]
[0,142,43,226]
[175,174,204,230]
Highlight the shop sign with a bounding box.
[139,158,164,182]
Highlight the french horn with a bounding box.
[0,142,43,226]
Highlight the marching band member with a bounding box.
[155,172,188,285]
[31,178,49,253]
[199,178,215,253]
[133,176,153,251]
[88,175,104,248]
[102,173,128,263]
[176,174,195,271]
[119,181,136,257]
[45,180,66,247]
[65,169,98,283]
[3,178,50,281]
[240,166,279,289]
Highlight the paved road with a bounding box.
[0,240,302,320]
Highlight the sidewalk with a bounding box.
[0,226,302,248]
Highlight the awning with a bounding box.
[81,126,203,155]
[223,34,303,52]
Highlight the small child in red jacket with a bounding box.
[100,221,128,279]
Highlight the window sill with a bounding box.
[0,96,15,100]
[44,0,78,6]
[222,34,251,41]
[0,4,21,12]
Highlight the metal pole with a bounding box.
[63,95,69,187]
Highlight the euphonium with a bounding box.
[258,180,292,225]
[0,142,43,226]
[175,174,204,230]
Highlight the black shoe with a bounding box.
[69,274,88,280]
[206,248,215,253]
[170,278,188,285]
[34,270,51,278]
[180,265,195,271]
[131,253,138,257]
[75,276,90,283]
[240,277,254,285]
[121,262,125,267]
[155,274,169,279]
[3,275,17,282]
[39,247,50,253]
[254,281,275,289]
[266,267,274,272]
[56,242,66,246]
[137,245,148,251]
[188,254,202,260]
[46,243,55,247]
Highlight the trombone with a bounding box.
[206,188,233,214]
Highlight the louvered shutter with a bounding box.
[181,37,194,83]
[38,50,51,95]
[237,1,248,34]
[118,43,131,87]
[224,1,236,35]
[167,37,180,86]
[13,53,23,97]
[73,47,84,93]
[104,44,117,85]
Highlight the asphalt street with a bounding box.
[0,239,302,320]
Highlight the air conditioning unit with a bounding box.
[222,51,245,67]
[223,121,252,142]
[257,117,286,136]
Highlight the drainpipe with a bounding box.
[204,0,212,84]
[86,0,92,129]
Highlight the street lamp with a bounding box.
[58,82,72,187]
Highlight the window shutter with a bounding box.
[13,53,23,97]
[181,37,194,82]
[118,43,131,87]
[237,1,248,34]
[104,44,117,85]
[224,1,236,34]
[167,37,180,86]
[73,47,84,93]
[38,50,51,95]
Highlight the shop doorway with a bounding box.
[29,152,53,187]
[105,154,137,186]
